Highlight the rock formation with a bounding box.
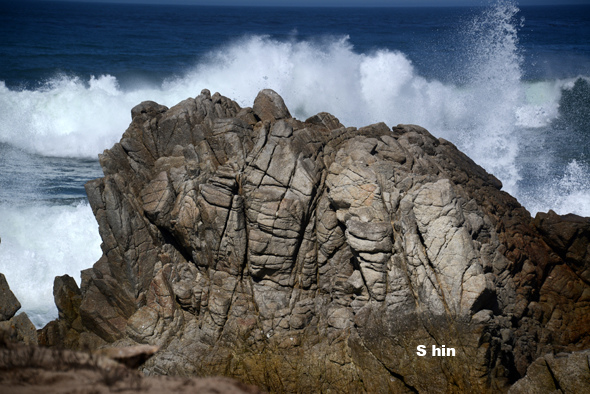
[38,89,590,392]
[0,273,37,346]
[0,273,20,322]
[508,350,590,394]
[0,342,263,394]
[0,274,261,394]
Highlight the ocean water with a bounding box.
[0,0,589,327]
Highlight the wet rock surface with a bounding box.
[35,90,590,392]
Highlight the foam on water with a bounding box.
[520,159,590,217]
[516,81,563,128]
[0,3,586,203]
[0,2,528,164]
[554,161,590,217]
[0,76,153,158]
[0,202,102,327]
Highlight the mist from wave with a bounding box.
[0,202,102,327]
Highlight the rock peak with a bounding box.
[252,88,291,122]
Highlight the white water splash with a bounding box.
[0,202,102,327]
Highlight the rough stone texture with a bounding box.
[0,273,38,346]
[0,273,20,321]
[252,89,291,122]
[42,90,590,392]
[0,312,38,346]
[38,275,106,350]
[508,350,590,394]
[0,343,263,394]
[94,344,159,368]
[533,210,590,284]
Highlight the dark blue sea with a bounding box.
[1,0,589,326]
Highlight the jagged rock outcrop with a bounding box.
[0,273,20,321]
[40,89,590,392]
[508,350,590,394]
[0,273,37,346]
[0,342,263,394]
[38,274,106,350]
[0,277,260,393]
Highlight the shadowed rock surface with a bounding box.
[94,344,160,369]
[0,273,20,322]
[0,343,263,394]
[508,350,590,394]
[0,273,37,346]
[38,89,590,392]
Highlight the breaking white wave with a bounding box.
[0,202,102,327]
[2,55,586,215]
[0,1,587,204]
[521,160,590,218]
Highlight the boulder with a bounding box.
[0,273,20,321]
[94,344,159,368]
[252,88,291,122]
[0,312,38,346]
[38,275,105,350]
[43,90,590,392]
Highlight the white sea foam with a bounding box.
[553,160,590,217]
[0,76,150,158]
[523,160,590,217]
[0,2,533,164]
[0,1,587,204]
[0,202,102,327]
[515,81,563,128]
[0,34,538,161]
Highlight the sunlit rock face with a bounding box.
[41,89,589,393]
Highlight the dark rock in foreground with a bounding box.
[0,342,262,394]
[40,89,590,392]
[508,350,590,394]
[0,273,21,321]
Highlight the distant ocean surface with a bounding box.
[1,0,589,327]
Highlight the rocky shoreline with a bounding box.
[1,89,589,392]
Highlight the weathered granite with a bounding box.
[39,90,590,392]
[0,342,263,394]
[509,350,590,394]
[0,273,20,321]
[94,344,160,368]
[0,273,38,346]
[38,274,106,350]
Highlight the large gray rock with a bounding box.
[252,89,291,122]
[42,90,590,392]
[0,273,20,321]
[39,274,106,350]
[0,273,38,346]
[0,312,38,345]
